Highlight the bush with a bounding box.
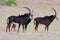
[6,0,17,6]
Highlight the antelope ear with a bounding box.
[31,10,33,16]
[56,17,58,20]
[31,10,33,15]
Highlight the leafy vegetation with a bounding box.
[0,0,17,6]
[6,0,17,6]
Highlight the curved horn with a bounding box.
[51,8,56,17]
[23,7,31,14]
[52,8,58,20]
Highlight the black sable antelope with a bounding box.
[11,18,31,32]
[6,7,33,32]
[34,8,58,32]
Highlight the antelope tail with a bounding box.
[34,19,36,25]
[7,18,9,24]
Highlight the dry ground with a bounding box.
[0,0,60,40]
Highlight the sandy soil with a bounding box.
[0,0,60,40]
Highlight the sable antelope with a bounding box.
[34,8,58,32]
[6,7,33,32]
[11,18,31,32]
[24,18,31,31]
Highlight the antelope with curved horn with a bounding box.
[34,8,58,32]
[6,7,33,32]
